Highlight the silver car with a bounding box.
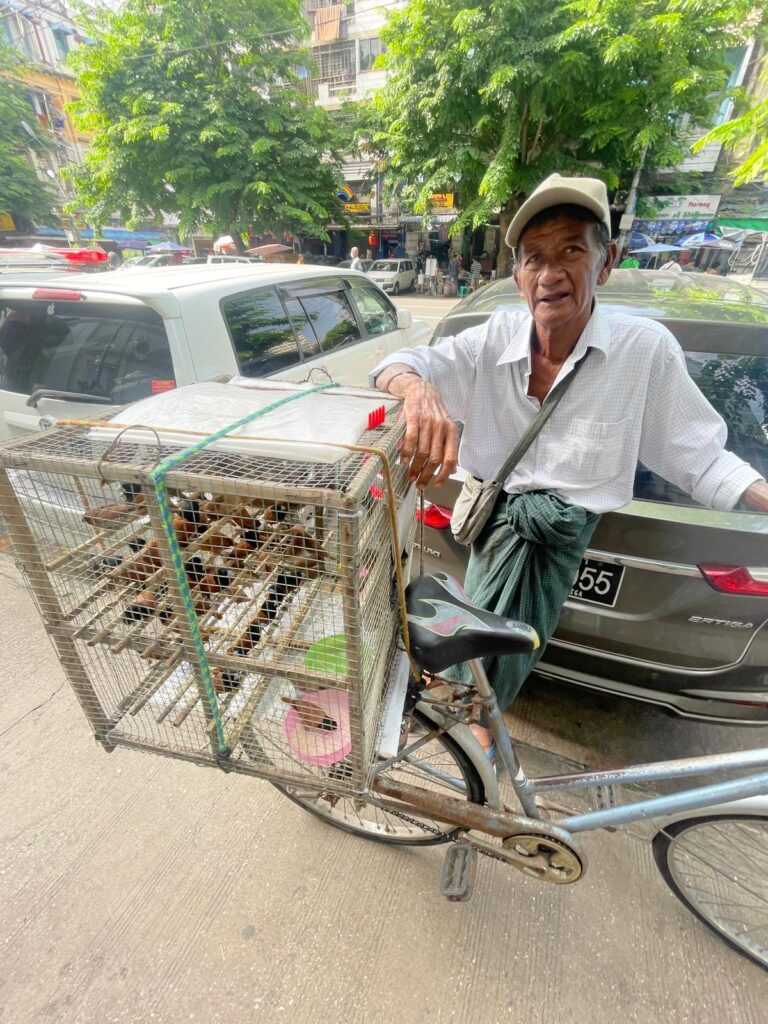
[416,269,768,724]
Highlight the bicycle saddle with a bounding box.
[405,572,540,674]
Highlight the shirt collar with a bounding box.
[497,299,611,367]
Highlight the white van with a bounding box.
[368,259,417,295]
[0,264,430,442]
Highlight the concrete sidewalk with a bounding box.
[1,554,767,1024]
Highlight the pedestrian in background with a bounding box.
[349,246,363,271]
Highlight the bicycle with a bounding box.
[3,407,767,974]
[271,570,768,972]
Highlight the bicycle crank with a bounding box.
[495,833,583,883]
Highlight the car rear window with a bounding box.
[634,351,768,507]
[0,299,174,404]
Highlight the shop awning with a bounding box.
[716,217,768,232]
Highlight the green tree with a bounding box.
[694,54,768,186]
[364,0,760,273]
[0,47,56,224]
[66,0,344,247]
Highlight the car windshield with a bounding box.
[0,298,174,404]
[370,261,396,272]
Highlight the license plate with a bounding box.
[569,558,625,608]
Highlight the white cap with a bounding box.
[505,174,612,249]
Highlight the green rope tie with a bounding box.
[147,382,337,756]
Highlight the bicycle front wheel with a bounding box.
[273,708,485,846]
[653,814,768,970]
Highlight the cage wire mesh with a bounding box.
[0,409,414,793]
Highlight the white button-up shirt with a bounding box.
[370,304,763,513]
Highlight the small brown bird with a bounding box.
[117,540,162,583]
[196,532,235,556]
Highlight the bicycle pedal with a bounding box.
[440,843,477,902]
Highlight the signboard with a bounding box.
[343,202,370,214]
[0,213,16,231]
[430,193,454,210]
[646,194,721,220]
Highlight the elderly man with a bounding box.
[349,246,363,271]
[370,173,768,750]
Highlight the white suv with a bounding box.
[0,264,430,441]
[368,259,417,295]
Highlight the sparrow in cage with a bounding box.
[190,567,234,620]
[83,483,145,529]
[111,539,163,583]
[123,588,173,624]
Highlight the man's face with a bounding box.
[513,214,616,334]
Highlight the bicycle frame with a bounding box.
[372,659,768,846]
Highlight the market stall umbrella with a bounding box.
[148,240,190,253]
[629,243,686,253]
[629,230,655,250]
[214,235,236,250]
[246,243,293,256]
[628,242,686,268]
[678,232,739,251]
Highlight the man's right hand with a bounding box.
[375,365,458,488]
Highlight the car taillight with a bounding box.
[32,288,84,301]
[416,502,452,530]
[699,565,768,596]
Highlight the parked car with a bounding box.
[414,269,768,723]
[117,254,178,270]
[0,263,430,442]
[182,255,264,266]
[337,258,373,273]
[0,246,109,276]
[368,258,417,295]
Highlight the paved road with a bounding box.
[1,551,767,1024]
[393,293,460,335]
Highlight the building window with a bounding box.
[713,47,748,127]
[313,41,355,85]
[358,37,385,73]
[52,29,70,63]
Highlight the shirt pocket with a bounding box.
[549,416,629,486]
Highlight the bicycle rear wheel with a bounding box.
[653,814,768,970]
[273,708,485,845]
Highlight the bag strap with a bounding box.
[493,347,593,485]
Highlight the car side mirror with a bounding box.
[397,308,413,330]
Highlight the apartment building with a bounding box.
[1,0,88,235]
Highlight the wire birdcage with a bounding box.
[0,404,414,794]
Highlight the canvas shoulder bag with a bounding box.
[450,349,592,546]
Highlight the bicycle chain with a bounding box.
[381,804,513,864]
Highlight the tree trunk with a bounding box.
[227,227,246,254]
[497,197,519,278]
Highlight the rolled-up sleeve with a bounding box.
[639,337,763,511]
[368,322,489,423]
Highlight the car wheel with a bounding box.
[392,282,400,296]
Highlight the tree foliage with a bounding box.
[0,47,56,224]
[363,0,762,270]
[67,0,344,244]
[695,54,768,186]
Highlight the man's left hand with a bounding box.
[742,480,768,512]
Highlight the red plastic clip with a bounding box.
[367,405,386,431]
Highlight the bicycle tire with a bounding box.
[273,708,485,846]
[653,814,768,971]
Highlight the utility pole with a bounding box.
[615,145,648,262]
